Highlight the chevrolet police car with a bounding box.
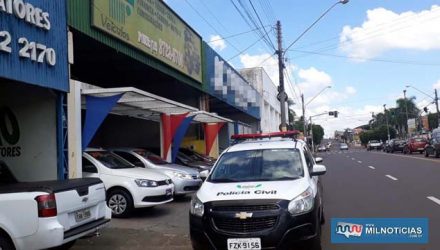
[190,131,326,250]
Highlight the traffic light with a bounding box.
[328,111,338,117]
[423,107,428,113]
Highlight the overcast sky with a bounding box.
[166,0,440,136]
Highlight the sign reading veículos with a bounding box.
[91,0,202,82]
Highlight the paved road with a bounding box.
[73,149,440,250]
[320,148,440,250]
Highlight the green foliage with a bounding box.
[428,113,439,130]
[312,124,324,145]
[359,125,396,145]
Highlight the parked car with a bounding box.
[179,147,216,164]
[0,161,111,250]
[82,149,174,218]
[403,137,428,154]
[317,144,327,152]
[425,128,440,158]
[367,140,382,151]
[176,151,213,172]
[385,139,406,153]
[340,143,349,150]
[111,148,203,197]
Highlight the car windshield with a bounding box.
[209,149,303,183]
[88,151,134,169]
[414,138,426,142]
[135,150,169,165]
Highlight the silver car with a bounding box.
[110,148,203,197]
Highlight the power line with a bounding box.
[248,0,276,49]
[184,0,242,53]
[207,26,272,43]
[227,27,274,61]
[288,49,440,66]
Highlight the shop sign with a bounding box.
[0,0,68,91]
[91,0,202,82]
[0,106,21,158]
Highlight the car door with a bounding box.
[303,146,319,196]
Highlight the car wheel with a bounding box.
[403,147,408,154]
[107,189,134,218]
[0,233,14,250]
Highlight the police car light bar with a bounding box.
[231,130,300,140]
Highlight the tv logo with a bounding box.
[336,222,363,238]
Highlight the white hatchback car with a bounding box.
[190,131,326,250]
[82,149,174,218]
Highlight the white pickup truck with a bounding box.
[0,161,111,250]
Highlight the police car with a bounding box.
[190,131,326,250]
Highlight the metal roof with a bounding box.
[81,85,232,123]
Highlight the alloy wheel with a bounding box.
[108,194,127,214]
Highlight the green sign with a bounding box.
[91,0,202,82]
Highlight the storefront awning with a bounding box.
[81,85,232,123]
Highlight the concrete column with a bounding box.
[67,80,82,178]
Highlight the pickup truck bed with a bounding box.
[0,162,111,250]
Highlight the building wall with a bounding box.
[0,82,58,181]
[240,68,281,132]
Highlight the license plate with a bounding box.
[227,238,261,250]
[166,188,172,196]
[74,208,91,222]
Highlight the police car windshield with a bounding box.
[209,149,303,183]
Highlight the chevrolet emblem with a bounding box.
[235,212,253,220]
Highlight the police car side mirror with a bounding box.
[315,157,323,163]
[200,170,209,179]
[311,164,326,176]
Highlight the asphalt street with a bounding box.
[73,148,440,250]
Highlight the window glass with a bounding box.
[87,151,134,169]
[209,149,303,183]
[82,157,98,173]
[114,151,143,166]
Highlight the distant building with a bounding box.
[240,67,284,132]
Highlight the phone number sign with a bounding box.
[0,0,68,92]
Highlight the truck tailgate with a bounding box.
[53,179,109,232]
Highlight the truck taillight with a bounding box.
[35,194,57,217]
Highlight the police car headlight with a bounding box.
[288,187,314,215]
[134,179,158,187]
[190,196,204,217]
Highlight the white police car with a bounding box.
[190,131,326,250]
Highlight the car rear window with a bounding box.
[209,149,303,183]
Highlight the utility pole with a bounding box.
[301,94,306,136]
[435,89,440,128]
[403,89,409,138]
[383,104,391,141]
[310,116,314,152]
[276,21,287,132]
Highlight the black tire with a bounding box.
[0,233,14,250]
[107,189,134,218]
[403,147,408,154]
